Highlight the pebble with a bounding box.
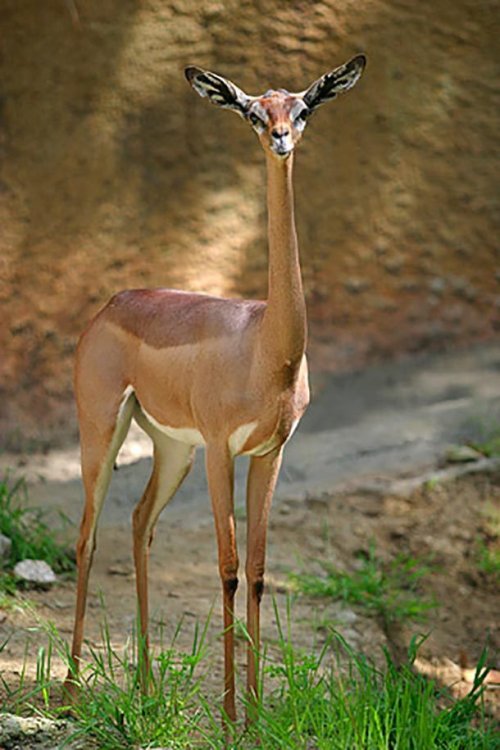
[342,628,360,644]
[336,608,358,625]
[344,277,370,294]
[13,559,56,587]
[383,256,403,274]
[107,564,133,577]
[0,713,94,749]
[445,445,483,464]
[428,277,446,295]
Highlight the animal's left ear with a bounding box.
[302,54,366,113]
[185,66,251,117]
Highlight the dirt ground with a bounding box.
[0,466,499,722]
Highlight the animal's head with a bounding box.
[185,55,366,159]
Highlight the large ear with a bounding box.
[302,54,366,113]
[185,66,251,117]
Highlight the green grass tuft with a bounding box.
[289,543,436,624]
[465,417,500,458]
[0,474,75,589]
[476,539,500,582]
[0,602,497,750]
[242,606,496,750]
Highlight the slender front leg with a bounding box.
[205,444,238,724]
[245,446,283,716]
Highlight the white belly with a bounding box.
[139,404,206,446]
[126,386,299,455]
[137,401,259,453]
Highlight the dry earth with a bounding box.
[0,466,499,736]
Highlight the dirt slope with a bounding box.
[0,0,499,446]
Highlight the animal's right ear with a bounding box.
[185,66,251,117]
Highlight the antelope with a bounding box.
[64,54,366,722]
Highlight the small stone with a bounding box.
[374,239,389,256]
[336,608,358,625]
[383,256,403,275]
[0,713,68,745]
[443,304,464,323]
[445,445,483,464]
[46,598,71,610]
[13,559,57,587]
[344,277,370,294]
[339,627,360,646]
[0,533,12,560]
[107,564,133,577]
[428,277,446,295]
[400,278,420,293]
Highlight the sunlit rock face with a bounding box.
[0,0,498,446]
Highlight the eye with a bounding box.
[249,112,263,127]
[294,107,309,122]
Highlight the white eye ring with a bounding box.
[249,112,263,127]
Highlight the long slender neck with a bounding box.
[261,152,307,367]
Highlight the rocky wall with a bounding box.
[0,0,498,446]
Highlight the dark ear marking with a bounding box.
[303,54,366,112]
[185,66,251,115]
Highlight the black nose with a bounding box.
[272,128,289,139]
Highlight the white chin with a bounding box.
[271,147,293,159]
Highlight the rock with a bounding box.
[0,533,12,560]
[428,277,446,295]
[336,608,358,625]
[0,713,96,749]
[383,256,404,275]
[107,564,133,577]
[445,445,483,464]
[341,627,360,645]
[374,239,389,256]
[344,277,370,294]
[13,559,56,587]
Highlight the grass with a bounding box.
[66,618,213,749]
[289,543,436,625]
[0,603,497,750]
[476,539,500,582]
[476,498,500,583]
[463,417,500,458]
[0,474,75,595]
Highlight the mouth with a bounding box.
[271,143,293,158]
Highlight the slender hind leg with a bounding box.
[64,390,135,696]
[132,408,195,689]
